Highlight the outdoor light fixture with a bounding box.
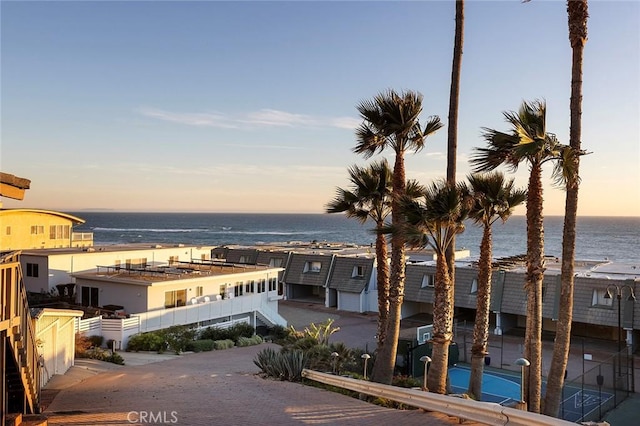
[331,352,339,375]
[515,357,530,408]
[361,353,371,380]
[419,355,432,391]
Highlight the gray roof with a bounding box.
[326,256,374,293]
[283,253,334,287]
[225,248,259,264]
[255,250,291,268]
[211,247,229,259]
[404,263,436,304]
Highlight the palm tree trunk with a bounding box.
[544,0,588,416]
[445,0,464,288]
[373,153,407,385]
[374,229,389,355]
[525,163,545,413]
[427,251,452,394]
[468,224,493,400]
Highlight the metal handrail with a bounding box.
[301,369,575,426]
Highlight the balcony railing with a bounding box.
[72,232,94,242]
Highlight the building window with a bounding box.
[592,289,613,308]
[30,225,44,235]
[257,279,266,293]
[352,265,365,278]
[26,263,39,277]
[81,287,99,307]
[234,283,244,297]
[49,225,70,240]
[239,255,251,264]
[165,289,187,308]
[470,279,478,294]
[245,280,255,294]
[114,260,122,270]
[304,261,322,273]
[196,286,204,297]
[421,274,434,288]
[269,258,283,268]
[5,226,10,235]
[269,277,277,292]
[169,256,179,265]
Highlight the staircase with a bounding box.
[1,251,45,425]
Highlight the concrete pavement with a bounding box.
[42,300,638,425]
[42,303,467,425]
[43,344,465,426]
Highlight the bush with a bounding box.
[186,339,215,352]
[227,322,255,341]
[75,333,93,355]
[253,348,307,381]
[289,336,319,352]
[392,374,422,389]
[213,339,235,350]
[237,335,263,347]
[199,326,229,342]
[126,332,166,353]
[88,335,104,348]
[199,323,255,344]
[77,347,125,365]
[262,324,290,343]
[104,352,125,365]
[158,325,196,354]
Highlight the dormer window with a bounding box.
[592,289,613,307]
[269,258,283,268]
[421,274,434,288]
[304,261,322,273]
[470,279,478,294]
[352,265,365,278]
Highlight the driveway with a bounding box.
[44,344,464,425]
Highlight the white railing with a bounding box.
[131,293,285,332]
[72,232,94,241]
[75,316,101,335]
[75,294,287,348]
[301,370,576,426]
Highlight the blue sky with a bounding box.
[1,1,638,216]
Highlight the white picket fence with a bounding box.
[75,294,286,349]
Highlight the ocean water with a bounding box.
[69,212,640,264]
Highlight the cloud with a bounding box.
[137,108,239,129]
[137,107,359,130]
[243,109,314,127]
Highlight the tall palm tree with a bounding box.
[445,0,465,301]
[544,0,589,417]
[354,89,443,384]
[326,160,397,364]
[471,100,571,412]
[465,172,526,400]
[402,179,468,394]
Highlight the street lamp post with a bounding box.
[604,284,636,382]
[361,353,371,380]
[515,357,530,410]
[419,355,432,391]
